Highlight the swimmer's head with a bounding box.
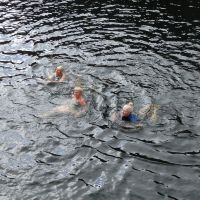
[122,102,134,117]
[74,86,83,92]
[73,86,83,98]
[56,66,64,71]
[55,66,64,76]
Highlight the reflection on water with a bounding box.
[0,0,200,199]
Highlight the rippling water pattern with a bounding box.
[0,0,200,199]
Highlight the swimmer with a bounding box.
[111,102,142,128]
[48,66,66,83]
[72,86,87,106]
[41,86,87,118]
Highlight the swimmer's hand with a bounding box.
[47,75,53,81]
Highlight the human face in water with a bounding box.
[122,108,131,118]
[73,89,82,99]
[56,69,63,77]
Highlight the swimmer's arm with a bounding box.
[110,112,118,122]
[138,104,151,115]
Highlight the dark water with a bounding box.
[0,0,200,199]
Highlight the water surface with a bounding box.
[0,0,200,199]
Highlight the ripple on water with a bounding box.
[0,0,200,199]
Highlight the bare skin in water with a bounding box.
[41,86,88,117]
[111,102,160,128]
[111,102,143,128]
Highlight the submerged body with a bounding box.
[122,113,140,123]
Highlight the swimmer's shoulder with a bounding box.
[79,97,86,106]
